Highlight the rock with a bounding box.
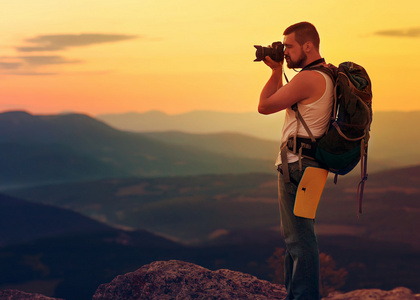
[92,260,287,299]
[2,261,419,300]
[0,289,64,300]
[323,286,420,300]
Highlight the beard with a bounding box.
[285,50,307,69]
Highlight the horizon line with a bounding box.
[0,108,417,117]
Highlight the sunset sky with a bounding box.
[0,0,419,115]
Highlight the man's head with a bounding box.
[282,22,321,69]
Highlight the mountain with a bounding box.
[140,131,279,160]
[1,110,419,189]
[318,164,420,247]
[0,193,112,246]
[1,109,419,188]
[2,175,420,299]
[2,110,420,299]
[138,131,391,174]
[367,111,420,166]
[98,110,420,169]
[0,111,273,188]
[6,164,420,248]
[0,193,184,299]
[96,110,284,141]
[4,174,279,244]
[0,228,185,300]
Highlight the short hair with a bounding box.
[283,22,320,50]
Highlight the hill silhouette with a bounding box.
[0,193,183,299]
[0,193,112,246]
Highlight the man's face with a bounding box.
[283,32,307,69]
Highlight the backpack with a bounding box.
[289,62,373,214]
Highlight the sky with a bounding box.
[0,0,419,116]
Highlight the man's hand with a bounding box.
[263,56,283,72]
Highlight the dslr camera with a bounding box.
[254,41,284,62]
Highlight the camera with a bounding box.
[254,41,284,62]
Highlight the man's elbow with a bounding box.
[258,102,277,115]
[258,105,271,115]
[258,99,269,114]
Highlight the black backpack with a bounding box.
[292,62,373,214]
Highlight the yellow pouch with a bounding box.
[294,167,329,219]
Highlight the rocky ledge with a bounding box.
[93,260,286,300]
[1,260,419,299]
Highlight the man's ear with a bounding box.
[303,41,313,53]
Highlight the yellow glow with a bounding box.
[1,0,420,114]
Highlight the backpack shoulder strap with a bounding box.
[291,63,338,140]
[305,63,338,82]
[291,104,316,142]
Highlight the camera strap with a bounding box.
[301,58,325,71]
[283,58,325,83]
[283,66,290,83]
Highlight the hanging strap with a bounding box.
[357,140,369,216]
[280,68,291,183]
[280,142,290,183]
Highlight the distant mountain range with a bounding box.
[97,110,284,141]
[1,109,419,187]
[97,110,420,167]
[0,111,274,188]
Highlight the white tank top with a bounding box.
[275,71,334,165]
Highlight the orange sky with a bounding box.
[1,0,420,115]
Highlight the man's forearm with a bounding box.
[258,69,283,114]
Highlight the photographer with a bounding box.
[258,22,333,300]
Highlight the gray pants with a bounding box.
[278,158,322,300]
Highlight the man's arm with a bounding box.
[258,66,284,115]
[258,57,323,115]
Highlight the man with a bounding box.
[258,22,334,300]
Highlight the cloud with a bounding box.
[17,33,138,52]
[5,72,59,76]
[0,62,21,70]
[19,55,83,65]
[0,55,81,68]
[1,33,138,76]
[375,27,420,38]
[0,55,82,76]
